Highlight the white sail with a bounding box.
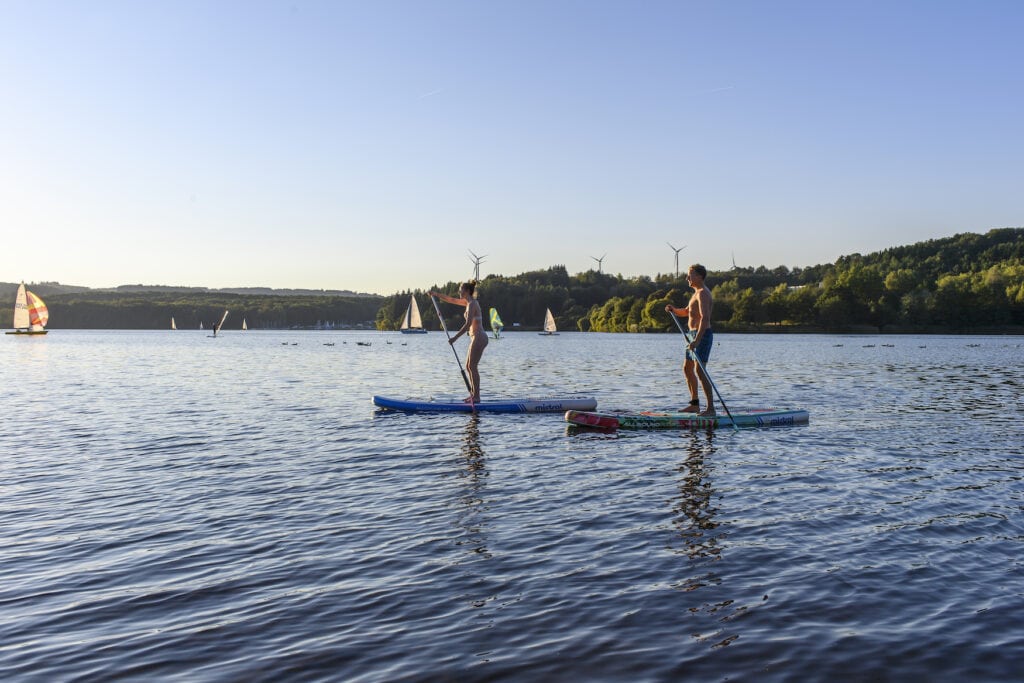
[213,310,229,336]
[171,317,177,330]
[543,308,557,333]
[401,295,424,331]
[242,318,248,331]
[12,283,29,329]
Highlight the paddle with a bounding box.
[430,295,473,395]
[668,311,739,430]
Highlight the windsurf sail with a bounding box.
[171,316,177,330]
[489,307,504,338]
[213,310,229,336]
[242,318,248,331]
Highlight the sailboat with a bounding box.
[241,318,248,331]
[171,317,177,330]
[539,308,559,336]
[400,295,428,334]
[489,307,504,339]
[209,310,229,337]
[6,283,49,335]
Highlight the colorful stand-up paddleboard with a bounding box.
[565,407,809,430]
[374,395,597,414]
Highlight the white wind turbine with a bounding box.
[468,250,487,281]
[667,242,687,278]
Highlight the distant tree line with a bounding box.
[0,289,382,330]
[377,228,1024,333]
[6,228,1021,332]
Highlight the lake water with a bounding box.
[2,331,1021,681]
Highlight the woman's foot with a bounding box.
[682,399,700,413]
[463,396,475,403]
[699,407,716,417]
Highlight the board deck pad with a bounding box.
[373,395,598,414]
[565,407,809,430]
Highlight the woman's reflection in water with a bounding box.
[453,414,490,561]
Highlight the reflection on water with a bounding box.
[2,331,1022,681]
[671,431,722,563]
[452,415,490,562]
[667,431,744,650]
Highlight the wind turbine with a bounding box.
[731,252,738,271]
[667,242,687,278]
[468,250,487,281]
[590,253,606,274]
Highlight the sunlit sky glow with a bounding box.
[2,1,1021,294]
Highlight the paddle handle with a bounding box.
[668,311,739,430]
[431,295,473,393]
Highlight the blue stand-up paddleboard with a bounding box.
[565,407,808,430]
[374,395,598,414]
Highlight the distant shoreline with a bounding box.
[712,324,1024,335]
[23,326,1024,335]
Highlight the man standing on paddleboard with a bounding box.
[665,264,715,416]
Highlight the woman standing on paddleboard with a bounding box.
[666,264,715,416]
[431,281,488,403]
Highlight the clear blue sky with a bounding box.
[2,1,1021,294]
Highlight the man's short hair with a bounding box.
[689,264,707,279]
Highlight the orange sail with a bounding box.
[26,290,48,329]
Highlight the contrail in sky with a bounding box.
[685,86,735,97]
[418,88,444,99]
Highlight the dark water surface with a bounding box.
[2,331,1021,681]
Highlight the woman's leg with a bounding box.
[466,336,488,402]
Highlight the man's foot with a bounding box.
[463,396,475,403]
[682,400,700,413]
[699,407,716,417]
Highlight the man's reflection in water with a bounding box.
[671,430,746,649]
[671,430,723,574]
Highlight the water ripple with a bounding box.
[1,332,1022,680]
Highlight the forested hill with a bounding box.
[0,283,376,298]
[0,286,382,330]
[377,228,1024,333]
[5,228,1022,331]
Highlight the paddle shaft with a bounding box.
[669,312,739,429]
[430,295,473,394]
